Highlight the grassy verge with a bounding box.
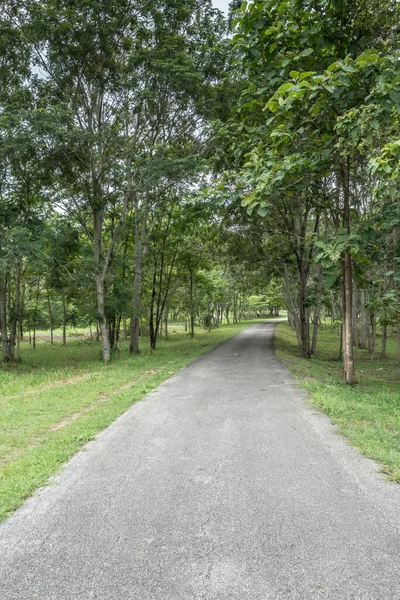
[0,320,261,522]
[275,321,400,482]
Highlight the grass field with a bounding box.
[275,321,400,483]
[0,320,261,522]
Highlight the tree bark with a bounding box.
[93,209,111,362]
[380,322,387,359]
[311,266,323,355]
[359,288,367,349]
[341,161,356,384]
[189,271,194,339]
[352,282,359,347]
[47,291,54,345]
[298,270,310,359]
[0,279,13,361]
[370,311,376,359]
[130,196,150,354]
[62,296,67,346]
[398,317,400,365]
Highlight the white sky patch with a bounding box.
[213,0,231,14]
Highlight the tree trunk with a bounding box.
[359,289,367,349]
[149,265,157,351]
[32,276,41,351]
[130,197,148,354]
[164,307,168,339]
[0,279,13,361]
[342,249,355,381]
[341,161,356,384]
[225,305,230,325]
[311,305,321,355]
[298,273,310,359]
[93,210,111,362]
[189,271,194,339]
[123,317,127,341]
[233,295,238,324]
[311,266,323,354]
[380,322,387,359]
[62,297,67,346]
[352,282,359,347]
[398,317,400,365]
[47,292,54,345]
[370,311,376,360]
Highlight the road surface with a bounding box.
[0,322,399,599]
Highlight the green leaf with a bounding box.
[277,82,293,94]
[300,48,313,57]
[257,206,268,217]
[299,71,315,81]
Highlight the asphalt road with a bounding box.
[1,322,399,599]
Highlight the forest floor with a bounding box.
[0,319,264,522]
[275,321,400,483]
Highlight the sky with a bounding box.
[213,0,231,14]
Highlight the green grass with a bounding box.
[275,321,400,482]
[0,320,262,522]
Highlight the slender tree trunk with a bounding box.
[393,228,400,364]
[130,258,142,354]
[370,311,376,360]
[123,317,127,341]
[225,305,230,325]
[47,292,54,345]
[298,272,310,359]
[0,279,12,361]
[380,322,387,359]
[311,266,323,354]
[115,314,122,346]
[164,307,168,340]
[130,197,149,354]
[341,161,356,384]
[19,274,25,343]
[149,264,157,351]
[93,210,110,362]
[62,297,67,346]
[9,266,20,357]
[352,282,359,347]
[311,305,321,355]
[189,271,194,339]
[233,295,238,324]
[360,289,367,349]
[398,317,400,365]
[32,276,41,351]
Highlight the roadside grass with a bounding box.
[275,321,400,483]
[0,320,262,522]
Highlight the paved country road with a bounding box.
[1,322,399,599]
